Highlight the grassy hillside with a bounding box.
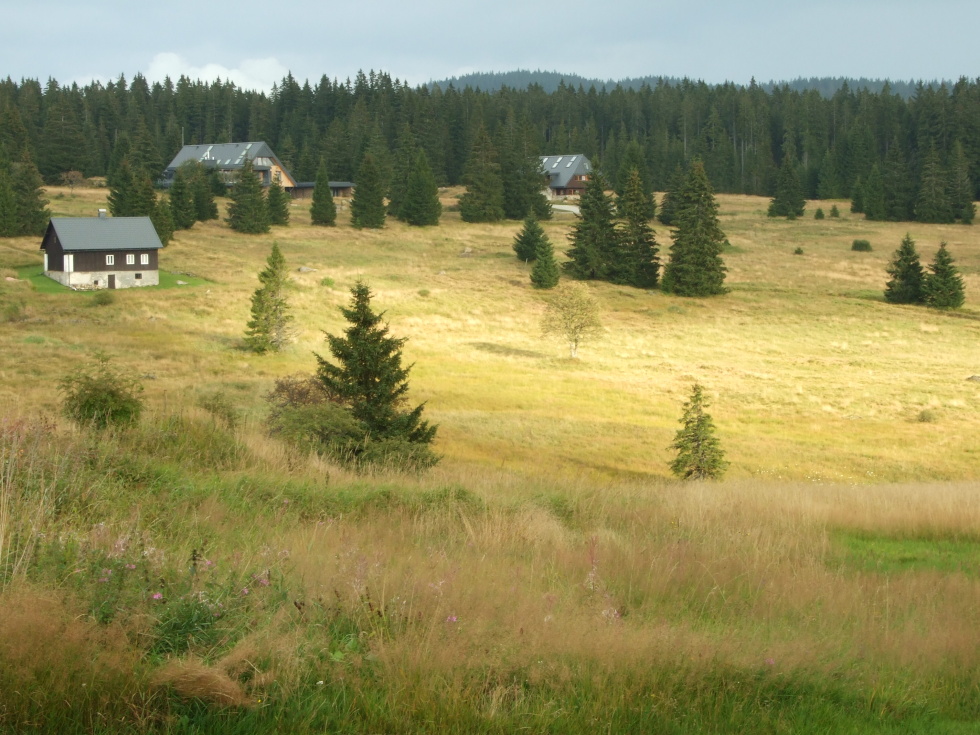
[0,187,978,733]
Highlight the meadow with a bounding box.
[0,186,978,733]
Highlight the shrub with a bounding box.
[90,290,115,307]
[814,207,825,220]
[794,247,804,255]
[851,239,872,252]
[59,355,144,429]
[830,204,841,218]
[197,390,240,430]
[417,289,430,297]
[319,276,335,288]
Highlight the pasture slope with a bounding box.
[0,186,978,734]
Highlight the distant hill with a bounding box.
[428,69,948,99]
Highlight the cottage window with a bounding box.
[140,253,149,265]
[105,254,114,266]
[135,273,142,280]
[126,254,135,265]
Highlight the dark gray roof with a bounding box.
[165,141,278,172]
[540,154,592,189]
[45,217,164,252]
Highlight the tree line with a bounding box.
[2,71,980,223]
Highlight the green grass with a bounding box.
[832,531,980,575]
[16,263,210,292]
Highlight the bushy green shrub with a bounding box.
[851,239,872,252]
[59,355,144,429]
[814,208,825,220]
[90,290,115,307]
[830,204,841,218]
[794,247,804,255]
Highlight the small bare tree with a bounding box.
[60,170,85,193]
[541,282,603,358]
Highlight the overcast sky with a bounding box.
[1,0,976,92]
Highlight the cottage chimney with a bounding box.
[97,209,107,218]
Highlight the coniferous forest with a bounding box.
[1,71,979,224]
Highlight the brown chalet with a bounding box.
[40,211,164,289]
[540,154,592,197]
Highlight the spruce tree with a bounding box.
[128,168,158,217]
[350,152,386,229]
[459,125,505,223]
[862,165,886,221]
[266,177,290,226]
[310,158,337,226]
[190,165,219,222]
[168,166,196,230]
[616,167,660,288]
[244,242,292,352]
[661,161,727,297]
[923,242,966,309]
[226,157,270,234]
[564,172,617,280]
[498,114,552,221]
[387,124,418,220]
[669,383,728,481]
[150,196,175,246]
[949,142,975,225]
[0,163,16,237]
[767,152,806,218]
[12,151,50,236]
[658,165,686,226]
[882,138,914,221]
[315,281,436,445]
[915,147,953,224]
[850,176,865,214]
[530,231,561,289]
[107,160,134,217]
[400,150,441,226]
[883,233,925,304]
[513,215,547,262]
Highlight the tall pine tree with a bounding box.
[915,147,953,224]
[315,281,437,445]
[923,242,965,309]
[350,152,386,229]
[459,125,505,223]
[310,158,337,226]
[661,161,727,297]
[244,242,292,352]
[767,151,806,218]
[513,215,547,262]
[616,168,660,288]
[226,157,270,234]
[883,233,925,304]
[266,177,290,226]
[564,172,618,280]
[400,150,441,226]
[168,165,196,230]
[12,151,50,236]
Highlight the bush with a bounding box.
[851,239,872,252]
[319,276,335,288]
[90,290,115,307]
[196,390,240,430]
[793,247,804,255]
[265,373,439,471]
[830,204,841,218]
[814,208,825,220]
[59,355,144,429]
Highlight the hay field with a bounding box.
[2,187,978,483]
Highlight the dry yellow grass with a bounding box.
[2,187,978,483]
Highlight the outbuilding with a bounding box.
[40,211,164,289]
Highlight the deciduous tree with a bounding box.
[541,282,603,358]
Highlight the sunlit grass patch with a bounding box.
[830,531,980,576]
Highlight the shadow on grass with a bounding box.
[470,341,549,359]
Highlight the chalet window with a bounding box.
[140,253,149,265]
[126,254,135,265]
[105,254,114,266]
[135,273,142,280]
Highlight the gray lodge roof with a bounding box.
[540,154,591,189]
[165,142,279,172]
[43,217,164,252]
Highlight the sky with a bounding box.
[0,0,976,92]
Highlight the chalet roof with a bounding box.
[164,141,280,172]
[42,217,164,252]
[539,154,591,189]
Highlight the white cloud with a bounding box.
[145,52,289,92]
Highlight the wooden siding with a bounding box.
[71,250,159,272]
[41,229,65,270]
